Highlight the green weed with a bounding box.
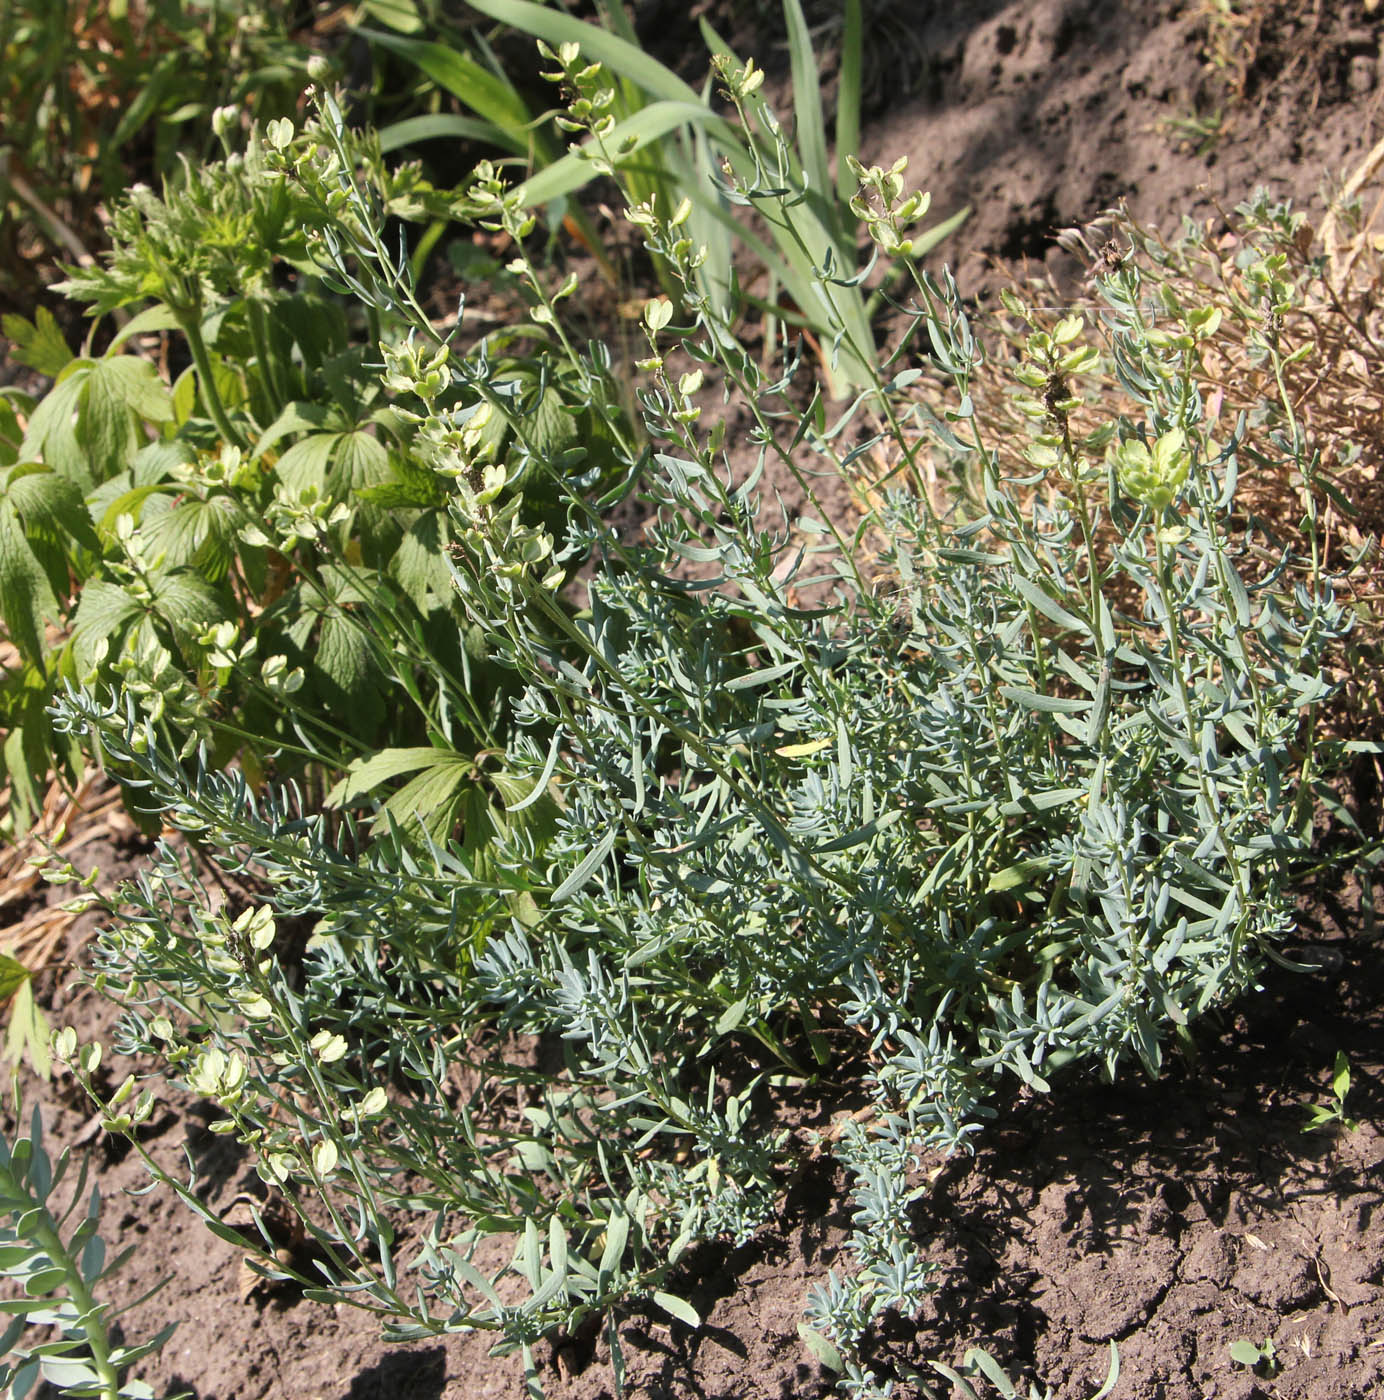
[1229,1334,1280,1376]
[0,0,320,312]
[1304,1049,1360,1133]
[1,103,621,838]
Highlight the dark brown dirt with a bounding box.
[864,0,1383,296]
[7,3,1384,1398]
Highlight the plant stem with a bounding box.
[246,296,287,416]
[26,1210,122,1400]
[180,310,248,450]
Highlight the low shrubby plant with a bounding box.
[970,191,1383,739]
[42,69,1357,1398]
[0,1094,178,1399]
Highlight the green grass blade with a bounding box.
[782,0,831,213]
[378,113,520,157]
[836,0,863,204]
[688,124,736,311]
[362,27,544,146]
[466,0,700,107]
[594,0,640,43]
[697,10,872,390]
[696,16,739,72]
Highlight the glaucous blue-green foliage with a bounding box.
[54,96,1350,1400]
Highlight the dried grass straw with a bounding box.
[0,766,129,977]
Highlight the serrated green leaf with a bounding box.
[78,356,174,485]
[331,429,390,498]
[274,296,350,375]
[107,303,182,354]
[2,716,45,838]
[316,613,384,735]
[6,467,98,556]
[0,397,23,467]
[10,978,54,1080]
[527,386,578,459]
[143,496,239,581]
[69,580,141,676]
[148,572,223,641]
[19,366,89,486]
[253,400,336,457]
[327,747,460,806]
[96,355,174,424]
[79,368,138,483]
[0,502,58,664]
[2,309,72,376]
[275,433,336,493]
[0,954,29,1003]
[170,367,197,426]
[93,483,173,541]
[358,453,448,511]
[377,760,474,842]
[389,513,451,608]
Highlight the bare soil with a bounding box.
[7,2,1384,1397]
